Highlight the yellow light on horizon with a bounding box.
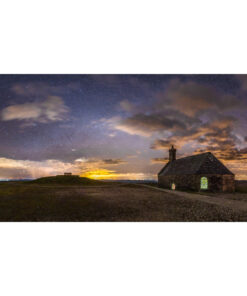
[81,169,117,180]
[81,169,156,180]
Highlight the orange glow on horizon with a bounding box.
[81,169,156,180]
[81,169,117,180]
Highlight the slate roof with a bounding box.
[158,152,234,176]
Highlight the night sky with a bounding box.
[1,74,247,180]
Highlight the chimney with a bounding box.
[169,145,176,162]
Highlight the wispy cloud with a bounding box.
[151,157,169,164]
[119,100,136,113]
[11,81,80,97]
[102,159,126,165]
[75,157,126,166]
[0,157,79,179]
[1,96,69,124]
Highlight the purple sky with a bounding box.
[0,74,247,180]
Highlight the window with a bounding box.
[200,177,208,189]
[171,183,176,190]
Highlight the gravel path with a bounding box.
[139,184,247,212]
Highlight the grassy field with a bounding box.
[29,175,121,186]
[0,176,247,221]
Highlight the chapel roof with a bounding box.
[158,152,234,176]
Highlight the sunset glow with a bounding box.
[81,169,117,180]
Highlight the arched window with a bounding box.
[171,183,176,190]
[200,177,208,190]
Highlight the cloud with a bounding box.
[103,113,187,137]
[119,100,136,113]
[151,139,173,150]
[151,158,169,164]
[11,81,80,97]
[102,159,126,165]
[1,96,69,124]
[75,157,126,166]
[188,116,245,161]
[157,79,239,116]
[151,115,239,153]
[0,158,80,179]
[102,78,243,140]
[236,75,247,91]
[11,82,53,96]
[0,167,31,179]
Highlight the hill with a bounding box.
[29,175,105,185]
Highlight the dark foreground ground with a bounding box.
[1,182,247,221]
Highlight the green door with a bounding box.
[200,177,208,190]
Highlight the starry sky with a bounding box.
[1,74,247,180]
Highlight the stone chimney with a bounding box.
[169,145,176,162]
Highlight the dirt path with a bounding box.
[139,184,247,212]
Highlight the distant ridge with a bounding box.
[29,175,104,185]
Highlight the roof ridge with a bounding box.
[194,152,211,174]
[210,153,234,175]
[174,152,210,162]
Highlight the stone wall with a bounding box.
[158,174,235,192]
[222,175,235,192]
